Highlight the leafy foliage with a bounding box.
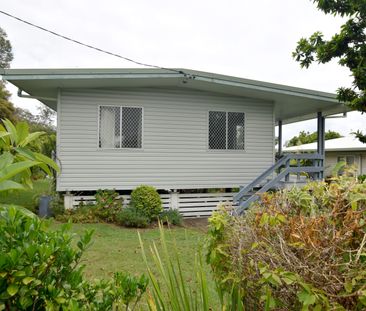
[130,185,162,220]
[0,119,59,192]
[207,174,366,310]
[293,0,366,141]
[56,189,123,224]
[55,203,100,223]
[94,189,123,222]
[116,206,150,228]
[14,106,56,160]
[0,206,148,310]
[159,209,183,226]
[286,130,342,147]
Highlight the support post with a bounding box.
[64,192,74,210]
[170,190,179,210]
[317,112,325,179]
[278,120,283,157]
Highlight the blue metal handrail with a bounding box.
[234,153,324,215]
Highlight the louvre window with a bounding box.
[208,111,245,150]
[99,106,142,149]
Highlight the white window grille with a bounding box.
[208,111,245,150]
[99,106,142,149]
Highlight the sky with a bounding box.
[1,0,365,144]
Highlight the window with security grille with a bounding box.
[99,106,142,149]
[208,111,245,150]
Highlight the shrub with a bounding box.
[359,174,366,183]
[206,175,366,310]
[0,206,148,310]
[116,206,150,228]
[55,203,100,223]
[159,209,183,226]
[55,189,123,224]
[130,185,162,220]
[94,189,123,222]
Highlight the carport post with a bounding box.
[278,120,283,157]
[317,112,325,179]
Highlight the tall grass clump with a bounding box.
[139,223,244,310]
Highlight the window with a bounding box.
[337,156,355,165]
[99,106,142,149]
[208,111,245,150]
[337,155,355,175]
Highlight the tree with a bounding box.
[293,0,366,142]
[0,27,13,69]
[0,86,17,123]
[0,27,16,123]
[286,130,342,147]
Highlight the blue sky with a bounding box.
[1,0,364,144]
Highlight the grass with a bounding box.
[0,179,51,212]
[50,222,206,280]
[49,221,219,306]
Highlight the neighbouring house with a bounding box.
[1,68,349,215]
[283,136,366,177]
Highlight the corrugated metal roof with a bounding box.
[1,67,350,123]
[284,136,366,152]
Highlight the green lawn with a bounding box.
[0,179,51,212]
[49,221,219,306]
[50,222,206,280]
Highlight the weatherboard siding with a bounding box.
[56,88,274,191]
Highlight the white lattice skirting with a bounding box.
[64,192,237,218]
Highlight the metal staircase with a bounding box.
[234,153,324,215]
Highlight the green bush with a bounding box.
[116,206,150,228]
[0,206,148,310]
[159,209,183,226]
[94,189,123,222]
[130,185,162,220]
[359,174,366,183]
[206,175,366,310]
[55,203,100,223]
[55,189,123,224]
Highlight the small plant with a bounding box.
[55,203,100,223]
[55,189,123,223]
[359,174,366,183]
[116,206,150,228]
[94,189,123,222]
[130,185,162,220]
[159,209,183,226]
[0,206,148,310]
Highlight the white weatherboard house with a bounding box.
[1,68,349,215]
[284,136,366,177]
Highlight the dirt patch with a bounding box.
[183,217,209,232]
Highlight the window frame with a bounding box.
[337,155,356,165]
[97,104,144,150]
[206,110,246,152]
